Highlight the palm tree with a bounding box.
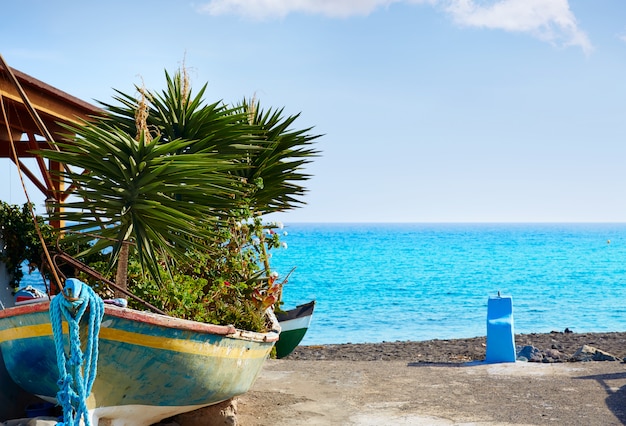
[39,69,320,298]
[41,120,241,289]
[235,96,321,216]
[100,70,320,216]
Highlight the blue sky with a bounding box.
[2,0,626,222]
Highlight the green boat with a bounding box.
[275,300,315,358]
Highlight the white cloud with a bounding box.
[444,0,593,54]
[196,0,378,19]
[196,0,433,19]
[196,0,591,53]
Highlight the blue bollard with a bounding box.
[485,294,516,363]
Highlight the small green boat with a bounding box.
[275,300,315,358]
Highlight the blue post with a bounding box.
[485,294,516,363]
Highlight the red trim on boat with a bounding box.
[0,299,279,342]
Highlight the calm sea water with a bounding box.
[268,223,626,345]
[18,223,626,345]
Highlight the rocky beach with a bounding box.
[284,331,626,363]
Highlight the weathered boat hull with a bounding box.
[275,300,315,359]
[0,300,279,425]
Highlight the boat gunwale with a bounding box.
[276,300,315,322]
[0,299,280,343]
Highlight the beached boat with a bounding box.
[275,300,315,358]
[0,297,279,425]
[0,56,311,424]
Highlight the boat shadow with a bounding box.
[575,371,626,425]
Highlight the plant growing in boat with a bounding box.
[121,217,289,329]
[38,68,319,330]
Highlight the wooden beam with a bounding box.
[14,160,47,195]
[0,64,101,126]
[0,139,49,157]
[28,133,55,192]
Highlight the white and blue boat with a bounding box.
[0,297,279,425]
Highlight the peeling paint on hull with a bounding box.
[0,301,279,425]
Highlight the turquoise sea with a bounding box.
[18,223,626,346]
[268,223,626,345]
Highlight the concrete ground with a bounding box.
[237,359,626,425]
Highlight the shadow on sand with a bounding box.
[406,361,626,424]
[406,360,493,367]
[577,371,626,425]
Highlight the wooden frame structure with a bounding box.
[0,55,102,225]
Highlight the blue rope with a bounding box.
[50,278,104,426]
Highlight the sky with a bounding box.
[2,0,626,223]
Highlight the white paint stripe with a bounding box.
[279,315,312,332]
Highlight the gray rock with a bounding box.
[544,348,566,361]
[572,344,620,362]
[516,345,543,362]
[169,399,238,426]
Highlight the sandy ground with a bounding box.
[238,359,626,425]
[237,332,626,425]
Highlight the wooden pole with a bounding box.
[0,54,64,292]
